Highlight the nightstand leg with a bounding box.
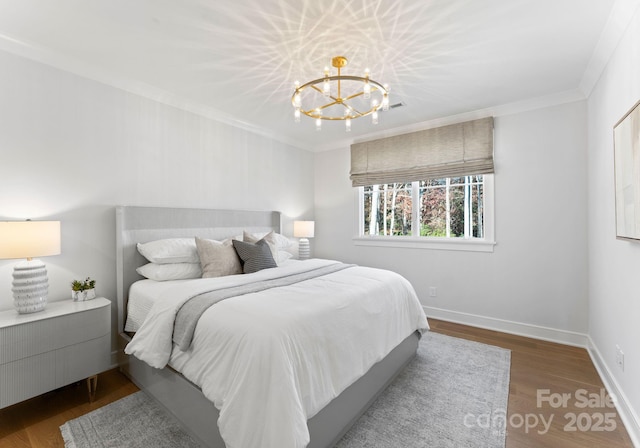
[86,375,98,402]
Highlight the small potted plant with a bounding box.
[71,277,97,301]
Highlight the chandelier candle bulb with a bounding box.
[371,99,379,124]
[382,94,389,111]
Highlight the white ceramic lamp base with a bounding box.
[12,259,49,314]
[298,238,310,260]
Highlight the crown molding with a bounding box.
[0,26,597,155]
[0,32,313,153]
[579,0,640,97]
[313,88,586,152]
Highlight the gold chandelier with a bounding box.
[292,56,389,132]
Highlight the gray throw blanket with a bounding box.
[173,263,354,351]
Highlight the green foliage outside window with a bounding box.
[363,176,484,239]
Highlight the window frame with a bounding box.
[354,174,496,253]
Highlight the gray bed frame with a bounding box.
[115,205,420,448]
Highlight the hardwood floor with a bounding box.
[429,319,634,448]
[0,369,138,448]
[0,320,634,447]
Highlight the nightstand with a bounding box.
[0,297,111,409]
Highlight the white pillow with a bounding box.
[136,263,202,281]
[245,231,293,249]
[277,250,293,264]
[137,238,199,264]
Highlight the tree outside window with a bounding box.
[362,175,485,239]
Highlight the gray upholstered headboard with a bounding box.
[115,206,281,334]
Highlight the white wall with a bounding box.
[587,3,640,439]
[0,50,314,350]
[314,100,588,338]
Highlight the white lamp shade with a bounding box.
[293,221,315,238]
[0,221,61,259]
[0,220,61,314]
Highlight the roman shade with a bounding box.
[350,117,494,187]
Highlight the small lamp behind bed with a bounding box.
[293,221,314,260]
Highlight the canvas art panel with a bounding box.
[614,99,640,241]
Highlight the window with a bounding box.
[363,182,413,236]
[350,118,495,251]
[357,175,495,252]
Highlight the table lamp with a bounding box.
[0,220,61,313]
[293,220,315,260]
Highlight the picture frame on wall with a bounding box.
[614,98,640,241]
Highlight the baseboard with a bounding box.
[110,350,119,370]
[587,337,640,447]
[423,306,589,347]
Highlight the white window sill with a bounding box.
[353,236,496,253]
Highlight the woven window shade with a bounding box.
[350,117,494,187]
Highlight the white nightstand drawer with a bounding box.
[0,351,58,408]
[0,298,111,409]
[58,333,110,384]
[0,301,110,364]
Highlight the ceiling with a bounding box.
[0,0,620,151]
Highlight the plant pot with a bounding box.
[72,288,96,302]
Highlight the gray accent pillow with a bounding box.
[232,238,277,274]
[195,237,243,278]
[243,230,278,261]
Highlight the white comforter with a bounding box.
[125,259,428,448]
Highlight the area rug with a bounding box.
[60,332,510,448]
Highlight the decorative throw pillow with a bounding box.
[136,263,202,281]
[195,237,243,278]
[243,230,278,261]
[137,238,199,264]
[232,238,277,274]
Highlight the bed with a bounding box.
[116,206,428,448]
